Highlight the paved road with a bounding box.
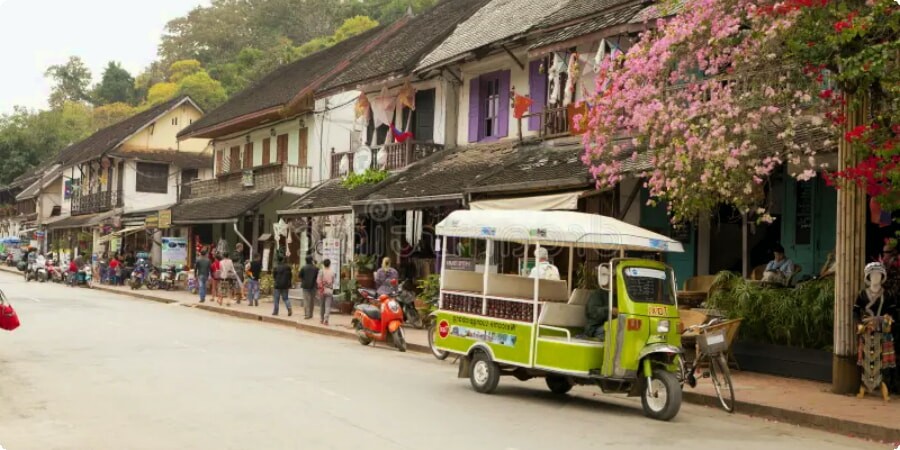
[0,273,879,450]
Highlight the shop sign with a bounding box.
[242,170,254,187]
[145,215,159,228]
[321,238,341,283]
[445,256,475,271]
[161,237,188,267]
[158,210,172,229]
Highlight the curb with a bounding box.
[682,391,900,443]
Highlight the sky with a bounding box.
[0,0,209,114]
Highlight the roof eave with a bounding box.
[177,106,284,140]
[528,22,651,57]
[277,205,352,217]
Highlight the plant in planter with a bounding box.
[351,254,376,289]
[575,262,599,290]
[336,279,358,314]
[259,273,275,296]
[416,274,441,313]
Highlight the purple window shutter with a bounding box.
[468,77,481,142]
[497,70,511,138]
[528,60,546,131]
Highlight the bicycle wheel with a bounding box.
[707,353,735,413]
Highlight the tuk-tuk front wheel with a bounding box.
[641,369,682,421]
[469,352,500,394]
[546,376,574,394]
[427,320,449,360]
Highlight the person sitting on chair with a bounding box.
[762,243,794,286]
[583,265,617,340]
[529,247,560,281]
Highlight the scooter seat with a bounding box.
[356,304,381,321]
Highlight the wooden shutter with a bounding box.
[229,146,240,173]
[243,143,253,169]
[215,150,223,175]
[497,70,511,138]
[528,60,547,131]
[468,77,481,142]
[262,138,271,165]
[298,128,308,167]
[277,134,288,163]
[414,89,435,142]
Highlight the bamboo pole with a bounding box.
[832,91,868,394]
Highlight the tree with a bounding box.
[168,59,203,83]
[176,71,227,109]
[134,61,168,104]
[92,62,136,106]
[145,82,179,107]
[45,56,93,108]
[92,102,137,129]
[332,15,379,42]
[580,0,821,223]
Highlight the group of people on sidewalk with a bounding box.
[193,248,336,325]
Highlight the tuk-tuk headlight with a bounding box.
[657,320,670,334]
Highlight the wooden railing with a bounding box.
[284,165,312,189]
[541,105,570,138]
[184,163,311,199]
[330,142,445,179]
[71,190,121,216]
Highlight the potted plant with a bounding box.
[416,274,441,315]
[336,279,357,314]
[352,254,376,289]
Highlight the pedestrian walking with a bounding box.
[317,259,336,326]
[299,256,319,319]
[210,253,220,303]
[272,256,293,316]
[194,248,212,303]
[217,253,240,307]
[232,243,245,303]
[247,253,262,307]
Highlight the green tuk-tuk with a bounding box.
[429,210,685,420]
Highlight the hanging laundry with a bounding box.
[372,86,396,128]
[513,94,534,119]
[593,39,607,73]
[390,123,414,143]
[397,81,416,111]
[355,92,370,120]
[564,52,580,106]
[547,52,567,106]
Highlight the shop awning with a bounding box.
[97,225,147,244]
[172,188,283,225]
[47,209,121,230]
[469,191,585,211]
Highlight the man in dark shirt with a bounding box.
[272,257,293,316]
[194,248,212,303]
[299,256,319,320]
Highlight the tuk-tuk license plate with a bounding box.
[648,306,667,317]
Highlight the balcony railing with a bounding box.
[71,190,121,216]
[330,141,445,179]
[541,105,570,138]
[184,163,311,199]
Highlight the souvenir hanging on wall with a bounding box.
[547,52,567,106]
[513,94,534,119]
[564,52,580,106]
[355,93,370,121]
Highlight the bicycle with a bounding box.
[680,318,736,413]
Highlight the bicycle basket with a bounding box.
[698,329,728,354]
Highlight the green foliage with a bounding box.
[92,61,136,106]
[333,15,379,42]
[168,59,204,83]
[351,253,376,273]
[341,168,389,189]
[706,272,835,351]
[576,263,599,290]
[45,56,92,108]
[416,274,440,303]
[92,102,137,130]
[145,82,179,107]
[176,71,227,110]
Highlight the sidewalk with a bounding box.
[3,265,898,443]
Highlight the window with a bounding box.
[468,70,510,142]
[243,143,253,169]
[135,162,169,194]
[483,75,501,138]
[171,117,179,126]
[298,128,308,167]
[262,138,271,165]
[276,134,288,164]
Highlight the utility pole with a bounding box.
[832,91,869,394]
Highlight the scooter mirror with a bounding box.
[391,278,398,286]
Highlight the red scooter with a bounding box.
[351,279,407,352]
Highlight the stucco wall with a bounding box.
[40,176,62,220]
[121,103,209,153]
[360,77,456,149]
[122,160,179,212]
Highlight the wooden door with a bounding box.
[298,128,308,167]
[276,134,288,164]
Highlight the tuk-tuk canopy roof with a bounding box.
[436,210,684,253]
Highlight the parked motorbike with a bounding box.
[145,266,161,290]
[351,279,407,352]
[395,280,424,329]
[35,264,48,283]
[157,265,177,290]
[130,262,148,290]
[47,261,64,283]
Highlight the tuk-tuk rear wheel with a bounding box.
[469,352,500,394]
[640,369,682,421]
[545,376,574,394]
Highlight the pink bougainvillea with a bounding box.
[582,0,827,223]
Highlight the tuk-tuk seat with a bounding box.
[539,302,587,328]
[567,288,592,306]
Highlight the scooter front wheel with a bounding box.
[393,328,407,352]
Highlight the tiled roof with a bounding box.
[179,27,386,137]
[629,0,684,23]
[320,0,490,94]
[172,189,282,223]
[528,3,647,51]
[56,96,196,167]
[110,150,213,170]
[468,142,591,193]
[281,178,386,215]
[416,0,568,71]
[536,0,635,28]
[358,140,527,202]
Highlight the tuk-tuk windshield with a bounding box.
[621,266,674,305]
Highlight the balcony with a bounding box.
[184,163,312,199]
[330,141,445,179]
[71,190,122,216]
